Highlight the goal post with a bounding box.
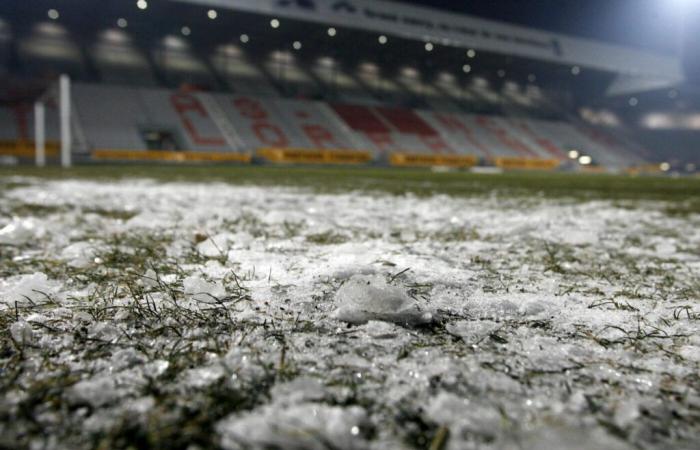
[59,74,71,168]
[34,101,45,167]
[34,73,72,167]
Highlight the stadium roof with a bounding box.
[394,0,684,55]
[175,0,685,93]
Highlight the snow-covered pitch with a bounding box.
[1,175,699,449]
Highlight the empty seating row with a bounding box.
[0,83,646,168]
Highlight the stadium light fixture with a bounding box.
[425,42,434,52]
[48,9,59,20]
[568,149,580,159]
[504,81,518,91]
[629,97,639,107]
[181,26,191,36]
[136,0,148,10]
[359,62,379,74]
[117,18,128,28]
[240,34,250,43]
[467,49,476,58]
[163,35,186,49]
[401,67,419,78]
[462,64,471,73]
[378,35,388,45]
[270,19,280,29]
[659,162,671,172]
[571,65,581,76]
[293,41,302,50]
[101,29,130,44]
[318,57,335,68]
[438,72,455,83]
[578,155,592,165]
[327,27,337,37]
[207,9,218,20]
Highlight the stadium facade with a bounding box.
[0,0,696,170]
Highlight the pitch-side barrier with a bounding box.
[493,157,561,171]
[0,140,60,158]
[389,153,478,168]
[91,149,252,163]
[256,148,372,164]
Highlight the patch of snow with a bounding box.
[217,403,367,450]
[0,272,60,306]
[0,217,45,245]
[332,274,433,326]
[197,232,233,258]
[446,320,500,346]
[270,377,326,404]
[10,320,34,345]
[426,391,502,437]
[183,275,226,302]
[60,241,99,268]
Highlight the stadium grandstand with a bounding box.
[3,3,700,449]
[0,0,697,172]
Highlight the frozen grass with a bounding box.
[1,166,699,449]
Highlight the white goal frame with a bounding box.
[34,74,72,167]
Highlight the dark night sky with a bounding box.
[394,0,686,54]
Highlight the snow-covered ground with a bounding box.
[1,176,699,449]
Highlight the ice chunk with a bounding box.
[60,241,98,268]
[678,345,700,362]
[217,403,367,450]
[499,424,634,450]
[88,322,122,342]
[197,233,232,258]
[361,320,401,339]
[270,377,326,404]
[231,231,254,249]
[0,217,44,245]
[183,365,226,388]
[141,268,159,289]
[0,272,60,306]
[332,274,432,326]
[558,229,599,246]
[183,275,227,302]
[67,376,121,408]
[446,320,499,346]
[109,348,147,372]
[654,240,677,256]
[425,392,502,435]
[613,399,641,428]
[10,321,34,345]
